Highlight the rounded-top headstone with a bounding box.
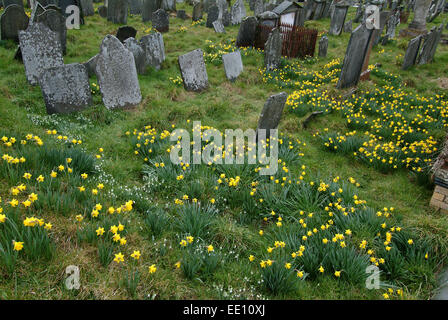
[0,4,29,43]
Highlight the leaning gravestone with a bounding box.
[337,24,373,89]
[0,4,29,43]
[142,0,161,22]
[417,26,442,65]
[107,0,129,24]
[212,20,225,33]
[329,4,348,36]
[264,28,282,71]
[318,34,328,57]
[39,63,92,114]
[116,25,137,43]
[343,20,352,33]
[222,51,243,81]
[236,16,257,47]
[19,22,64,85]
[124,37,146,74]
[2,0,24,7]
[257,92,288,134]
[130,0,143,14]
[192,1,203,21]
[95,35,142,109]
[161,0,175,11]
[36,9,67,55]
[177,9,187,19]
[402,35,422,70]
[80,0,95,16]
[98,5,107,17]
[231,0,246,25]
[178,48,209,92]
[140,32,165,70]
[206,5,220,28]
[384,10,399,40]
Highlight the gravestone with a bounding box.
[212,19,225,33]
[236,16,257,47]
[140,32,165,70]
[264,28,282,71]
[130,0,142,14]
[257,92,288,134]
[98,5,107,17]
[254,0,264,16]
[353,4,363,23]
[312,0,325,20]
[372,10,390,46]
[95,35,142,109]
[107,0,128,24]
[222,9,230,26]
[329,4,348,36]
[231,0,246,25]
[161,0,175,11]
[178,48,209,92]
[124,37,146,74]
[318,35,328,58]
[116,25,137,43]
[249,0,255,11]
[152,9,169,32]
[19,22,64,85]
[80,0,94,16]
[222,50,243,81]
[417,26,442,65]
[0,4,29,43]
[2,0,24,7]
[402,35,421,70]
[384,10,399,41]
[35,9,67,55]
[206,5,219,27]
[337,24,373,89]
[177,9,187,19]
[39,63,92,114]
[192,1,203,21]
[343,20,352,33]
[322,0,331,18]
[142,0,161,22]
[83,54,98,77]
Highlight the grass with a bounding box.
[0,3,448,300]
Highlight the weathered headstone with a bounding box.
[236,16,257,47]
[402,35,422,70]
[337,24,373,89]
[417,25,442,65]
[192,1,203,21]
[231,0,246,25]
[257,92,287,134]
[212,19,225,33]
[384,10,399,41]
[142,0,161,22]
[152,8,169,32]
[19,22,64,85]
[107,0,128,24]
[124,37,146,74]
[116,25,137,43]
[372,10,390,46]
[83,54,98,77]
[0,4,29,43]
[343,20,352,33]
[130,0,143,14]
[39,63,92,114]
[329,4,348,36]
[318,34,328,58]
[206,4,219,27]
[222,50,243,81]
[254,0,264,16]
[178,48,209,92]
[353,4,363,23]
[80,0,95,16]
[95,35,142,109]
[140,32,165,70]
[222,9,231,26]
[161,0,175,11]
[3,0,24,7]
[35,9,67,55]
[264,28,282,70]
[98,5,107,17]
[177,9,187,19]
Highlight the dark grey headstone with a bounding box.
[206,4,219,27]
[222,9,230,26]
[35,9,67,55]
[343,20,352,33]
[417,26,442,65]
[318,35,328,58]
[231,0,246,25]
[107,0,128,24]
[402,35,421,70]
[19,22,64,85]
[130,0,142,14]
[222,50,243,81]
[329,4,348,36]
[372,10,390,46]
[39,63,92,114]
[192,1,203,21]
[177,9,187,19]
[83,54,98,77]
[142,0,161,22]
[0,4,29,43]
[257,92,287,133]
[264,28,282,70]
[161,0,175,11]
[124,37,146,74]
[212,19,225,33]
[98,5,107,17]
[80,0,94,16]
[116,25,137,43]
[152,8,169,32]
[2,0,24,8]
[178,48,209,92]
[353,4,363,23]
[236,16,257,47]
[140,31,165,70]
[95,35,142,109]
